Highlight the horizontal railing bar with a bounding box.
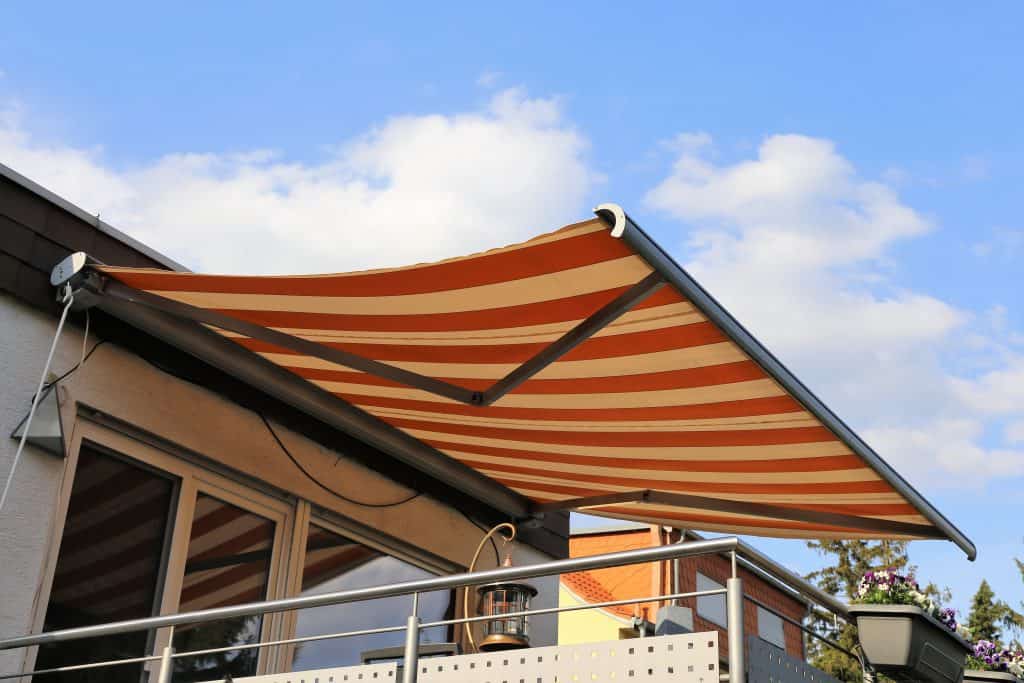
[423,588,728,630]
[172,624,412,659]
[0,536,741,651]
[0,653,161,681]
[742,594,857,659]
[171,589,728,661]
[0,578,852,678]
[732,541,849,618]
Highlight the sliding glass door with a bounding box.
[34,446,178,681]
[36,424,451,680]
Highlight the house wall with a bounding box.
[0,294,91,675]
[561,529,807,662]
[0,292,560,675]
[557,585,630,645]
[682,552,807,661]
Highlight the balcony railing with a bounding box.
[0,536,855,683]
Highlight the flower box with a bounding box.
[964,671,1023,683]
[849,604,970,683]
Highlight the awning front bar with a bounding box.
[593,204,976,560]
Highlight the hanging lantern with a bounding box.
[476,580,538,651]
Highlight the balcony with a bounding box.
[0,536,857,683]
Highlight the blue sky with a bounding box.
[3,2,1023,619]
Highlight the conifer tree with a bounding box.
[804,540,911,683]
[967,579,1009,645]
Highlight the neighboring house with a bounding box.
[559,525,808,661]
[0,163,567,680]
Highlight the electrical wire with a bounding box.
[43,340,107,391]
[133,352,423,507]
[259,413,422,508]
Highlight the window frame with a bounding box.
[32,413,457,679]
[275,506,455,672]
[37,418,298,680]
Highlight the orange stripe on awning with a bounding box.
[94,207,970,549]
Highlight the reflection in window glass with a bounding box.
[172,494,275,682]
[696,572,727,628]
[35,447,177,681]
[291,524,451,670]
[757,605,786,649]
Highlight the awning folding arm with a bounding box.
[534,490,946,539]
[79,269,666,408]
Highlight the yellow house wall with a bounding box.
[557,585,629,645]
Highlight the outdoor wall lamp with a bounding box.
[10,384,66,458]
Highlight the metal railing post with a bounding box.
[154,625,175,683]
[402,593,420,683]
[727,577,745,683]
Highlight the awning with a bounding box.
[76,204,974,558]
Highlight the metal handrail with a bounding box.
[0,535,851,683]
[145,588,727,664]
[0,536,739,651]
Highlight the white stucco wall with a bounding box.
[0,293,87,674]
[0,291,563,674]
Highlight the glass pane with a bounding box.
[35,447,176,682]
[757,605,786,649]
[696,572,727,628]
[171,494,275,682]
[291,525,451,670]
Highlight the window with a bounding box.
[35,446,178,681]
[289,523,452,670]
[36,425,452,680]
[696,572,727,628]
[757,606,786,649]
[172,494,277,681]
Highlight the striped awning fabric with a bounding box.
[91,207,970,550]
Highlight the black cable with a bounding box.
[43,340,108,390]
[259,413,422,508]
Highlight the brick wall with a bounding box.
[567,529,808,662]
[677,553,806,661]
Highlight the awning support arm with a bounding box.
[534,489,946,539]
[87,274,483,405]
[85,269,667,410]
[480,271,666,406]
[72,272,533,518]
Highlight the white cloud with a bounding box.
[953,355,1024,415]
[645,133,1023,488]
[0,88,599,274]
[972,227,1024,260]
[476,70,502,87]
[1006,420,1024,444]
[865,419,1024,489]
